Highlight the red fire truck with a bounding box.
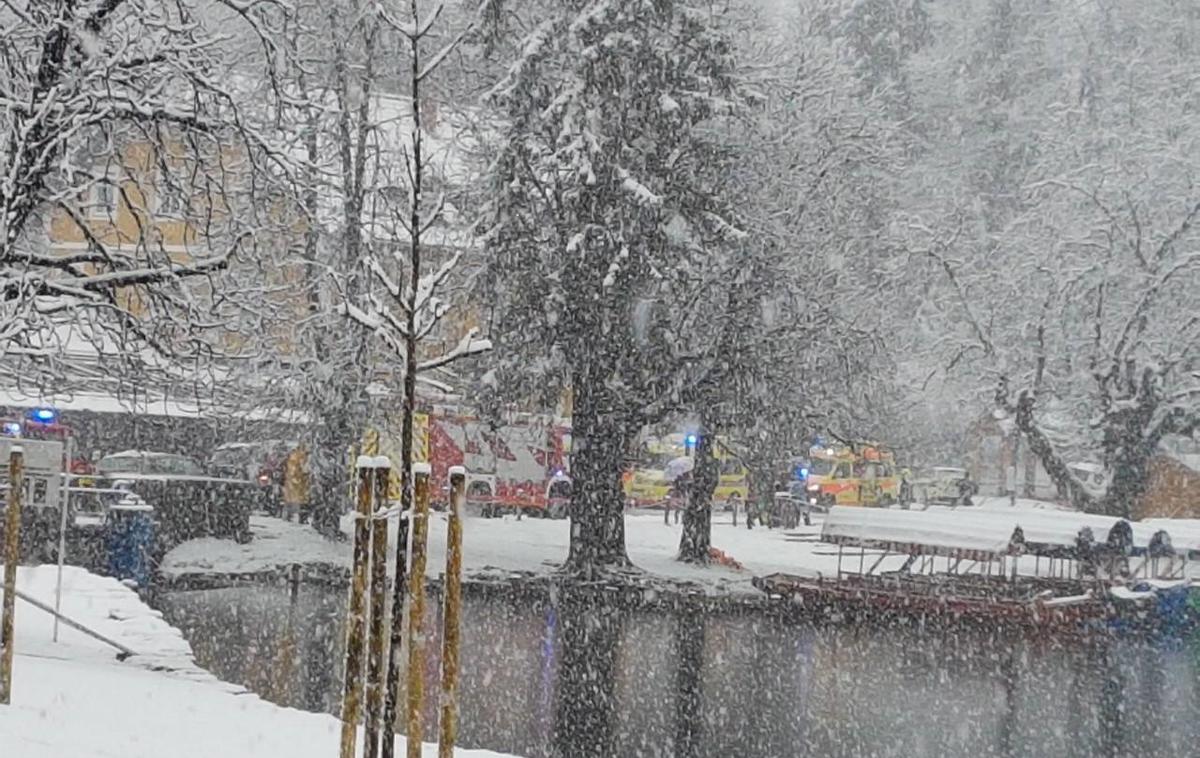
[371,410,572,518]
[425,412,572,518]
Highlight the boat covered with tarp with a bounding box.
[754,506,1194,633]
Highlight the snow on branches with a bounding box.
[0,0,290,386]
[480,0,745,571]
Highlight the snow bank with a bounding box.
[161,514,349,577]
[162,501,1195,596]
[0,565,520,758]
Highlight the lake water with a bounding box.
[157,583,1200,758]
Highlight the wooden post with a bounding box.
[1,446,24,705]
[381,460,412,758]
[438,467,466,758]
[406,464,432,758]
[363,458,392,758]
[340,459,376,758]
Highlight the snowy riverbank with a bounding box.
[0,565,518,758]
[162,508,832,593]
[161,495,1188,594]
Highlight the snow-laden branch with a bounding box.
[417,328,492,372]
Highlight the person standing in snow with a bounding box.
[283,444,310,523]
[671,470,692,524]
[899,468,913,509]
[956,470,978,507]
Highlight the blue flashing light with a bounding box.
[2,422,20,436]
[685,434,698,446]
[29,407,57,424]
[800,467,809,479]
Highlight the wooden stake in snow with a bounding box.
[1,446,23,705]
[363,458,392,758]
[340,458,376,758]
[438,467,466,758]
[405,464,432,758]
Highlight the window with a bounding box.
[808,460,835,476]
[156,164,186,217]
[86,179,117,219]
[834,463,852,479]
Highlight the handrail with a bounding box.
[12,588,135,659]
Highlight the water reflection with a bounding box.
[157,586,1200,758]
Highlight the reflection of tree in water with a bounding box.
[673,607,705,758]
[552,594,623,758]
[158,586,1200,757]
[301,587,341,713]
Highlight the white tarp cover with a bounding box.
[921,506,1165,550]
[822,506,1169,557]
[1144,518,1200,553]
[820,507,1019,558]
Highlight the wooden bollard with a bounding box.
[438,467,466,758]
[405,463,431,758]
[1,446,23,705]
[363,458,392,758]
[380,460,413,758]
[340,457,378,758]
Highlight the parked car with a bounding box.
[97,450,207,478]
[917,467,970,505]
[208,441,295,515]
[95,450,257,546]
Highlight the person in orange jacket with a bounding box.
[283,444,310,523]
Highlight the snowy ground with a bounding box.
[161,507,834,593]
[161,494,1190,593]
[0,565,517,758]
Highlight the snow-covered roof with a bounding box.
[0,386,206,418]
[0,385,311,424]
[1157,434,1200,474]
[102,450,187,459]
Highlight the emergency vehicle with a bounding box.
[803,443,900,507]
[623,432,749,509]
[366,410,572,518]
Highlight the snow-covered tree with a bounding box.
[0,0,287,390]
[674,10,902,560]
[480,0,745,575]
[895,0,1200,516]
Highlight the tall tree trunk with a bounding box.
[746,455,774,528]
[302,82,346,540]
[310,406,351,537]
[564,363,631,576]
[1099,440,1153,520]
[678,417,717,563]
[1013,391,1096,512]
[381,9,425,755]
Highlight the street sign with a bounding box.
[0,438,64,510]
